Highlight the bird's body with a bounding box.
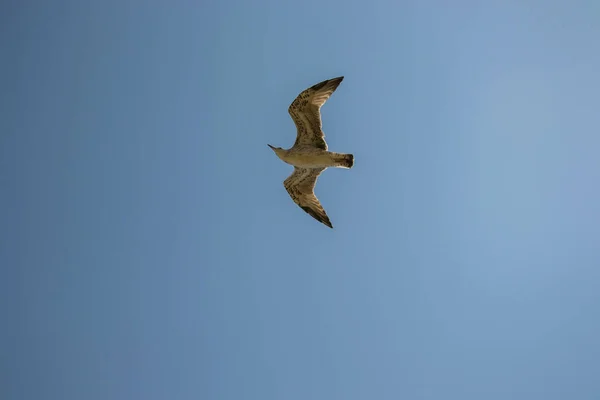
[274,148,353,169]
[268,76,353,228]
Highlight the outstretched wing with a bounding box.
[288,76,344,151]
[284,167,332,228]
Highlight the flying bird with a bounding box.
[268,76,354,228]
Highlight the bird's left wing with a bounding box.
[284,167,332,228]
[288,76,344,151]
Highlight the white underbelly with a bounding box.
[284,152,331,168]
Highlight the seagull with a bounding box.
[268,76,354,229]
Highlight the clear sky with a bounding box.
[2,1,600,399]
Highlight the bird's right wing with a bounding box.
[284,167,332,228]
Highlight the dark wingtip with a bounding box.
[300,205,333,228]
[331,76,344,87]
[311,76,344,91]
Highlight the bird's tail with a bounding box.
[331,153,354,169]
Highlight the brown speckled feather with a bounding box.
[288,76,344,151]
[283,167,332,228]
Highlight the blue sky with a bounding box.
[2,0,600,399]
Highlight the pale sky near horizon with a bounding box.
[2,1,600,399]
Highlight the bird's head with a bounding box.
[267,144,284,158]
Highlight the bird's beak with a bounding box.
[267,144,275,150]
